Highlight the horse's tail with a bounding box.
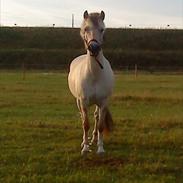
[103,108,114,135]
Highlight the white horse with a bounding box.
[68,10,114,155]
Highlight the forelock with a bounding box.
[88,13,101,26]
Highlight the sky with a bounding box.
[1,0,183,28]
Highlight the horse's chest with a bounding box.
[85,79,110,103]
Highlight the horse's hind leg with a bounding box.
[97,101,108,154]
[90,106,99,145]
[78,99,90,155]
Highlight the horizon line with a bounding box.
[1,25,183,30]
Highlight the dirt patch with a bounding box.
[71,156,127,169]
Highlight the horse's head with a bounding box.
[80,10,105,56]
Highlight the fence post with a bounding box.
[135,64,138,78]
[126,65,129,74]
[22,61,26,80]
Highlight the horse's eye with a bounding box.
[85,27,90,32]
[100,28,104,33]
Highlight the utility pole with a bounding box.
[72,14,74,28]
[0,0,1,26]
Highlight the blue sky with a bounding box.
[1,0,183,28]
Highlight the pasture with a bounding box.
[0,71,183,182]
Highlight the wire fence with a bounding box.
[0,63,67,70]
[1,63,183,74]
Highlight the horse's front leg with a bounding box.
[79,99,90,155]
[97,101,107,154]
[90,106,99,145]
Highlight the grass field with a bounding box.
[0,71,183,183]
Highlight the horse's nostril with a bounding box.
[89,43,100,54]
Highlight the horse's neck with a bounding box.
[86,50,104,75]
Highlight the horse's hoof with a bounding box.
[97,151,105,156]
[81,150,89,156]
[97,147,105,155]
[81,149,92,156]
[81,144,90,156]
[97,149,105,153]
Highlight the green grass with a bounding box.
[0,71,183,183]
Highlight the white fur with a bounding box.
[68,51,114,106]
[68,11,114,155]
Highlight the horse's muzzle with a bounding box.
[87,39,101,56]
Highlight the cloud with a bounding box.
[1,0,183,28]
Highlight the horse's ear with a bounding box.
[84,10,89,19]
[100,11,105,21]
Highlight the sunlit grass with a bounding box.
[0,71,183,183]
